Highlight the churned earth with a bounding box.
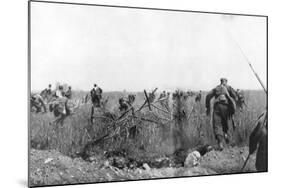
[29,146,257,187]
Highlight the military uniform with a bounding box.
[90,87,102,107]
[206,83,237,148]
[249,111,268,171]
[31,93,47,113]
[90,86,103,123]
[65,88,72,99]
[195,91,202,102]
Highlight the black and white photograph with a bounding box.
[28,1,267,187]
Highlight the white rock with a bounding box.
[143,163,151,171]
[44,158,53,164]
[103,160,110,167]
[184,151,201,168]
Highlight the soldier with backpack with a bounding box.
[205,78,238,150]
[90,84,103,123]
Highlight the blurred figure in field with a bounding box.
[55,85,64,98]
[41,84,52,95]
[49,85,71,125]
[65,86,72,99]
[40,84,53,102]
[119,94,136,113]
[31,93,47,113]
[158,91,166,100]
[90,84,103,123]
[236,89,247,110]
[195,90,202,103]
[205,78,237,150]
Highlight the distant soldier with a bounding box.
[55,85,64,98]
[40,84,53,102]
[158,91,166,100]
[249,111,267,171]
[65,86,72,99]
[49,85,69,117]
[90,84,103,123]
[205,78,238,150]
[148,90,156,103]
[195,90,202,103]
[236,89,246,110]
[119,94,135,113]
[30,93,47,113]
[40,84,52,95]
[158,91,170,110]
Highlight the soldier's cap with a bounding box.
[94,84,97,87]
[220,78,228,82]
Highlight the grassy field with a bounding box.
[30,90,266,159]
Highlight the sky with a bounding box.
[30,2,267,92]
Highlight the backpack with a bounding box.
[215,85,236,115]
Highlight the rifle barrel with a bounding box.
[224,27,267,94]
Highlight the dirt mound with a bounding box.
[200,146,256,173]
[29,146,257,187]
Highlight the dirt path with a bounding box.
[29,147,257,187]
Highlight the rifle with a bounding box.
[224,27,267,94]
[241,154,250,171]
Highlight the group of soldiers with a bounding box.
[31,79,266,172]
[31,84,73,113]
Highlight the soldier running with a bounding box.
[205,78,237,150]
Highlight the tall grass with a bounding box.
[30,90,266,158]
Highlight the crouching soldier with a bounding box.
[31,93,47,113]
[205,78,237,150]
[118,94,135,113]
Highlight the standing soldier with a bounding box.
[90,84,103,123]
[195,90,202,103]
[205,78,237,150]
